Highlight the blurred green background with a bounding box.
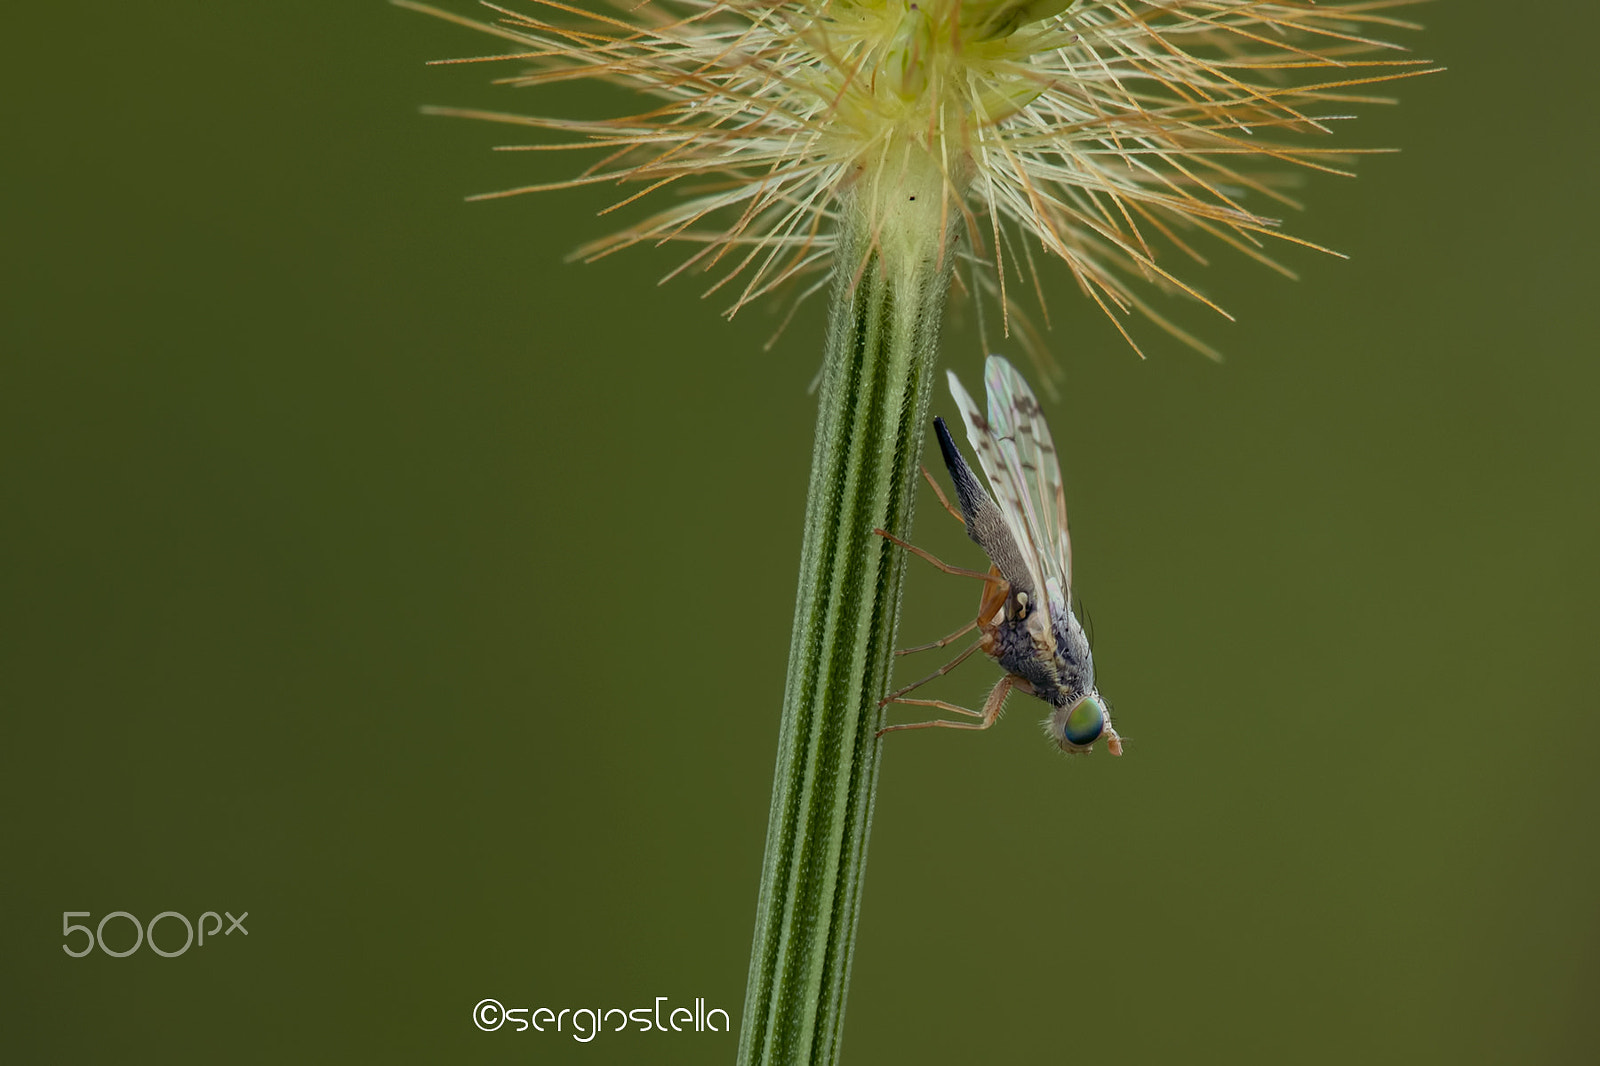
[4,2,1596,1062]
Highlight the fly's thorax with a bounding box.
[1050,603,1095,698]
[985,602,1061,702]
[984,596,1095,708]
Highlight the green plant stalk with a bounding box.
[737,180,957,1066]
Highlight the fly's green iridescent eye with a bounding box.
[1063,697,1106,747]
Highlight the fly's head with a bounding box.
[1047,693,1123,756]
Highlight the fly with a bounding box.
[876,355,1123,756]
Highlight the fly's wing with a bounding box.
[982,356,1073,613]
[947,365,1047,612]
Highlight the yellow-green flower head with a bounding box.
[406,0,1429,353]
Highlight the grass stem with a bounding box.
[737,198,955,1066]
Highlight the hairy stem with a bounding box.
[737,182,956,1066]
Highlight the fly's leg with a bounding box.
[873,528,1003,584]
[877,675,1015,738]
[975,563,1008,625]
[920,465,964,526]
[874,528,1005,654]
[877,639,983,707]
[896,618,978,656]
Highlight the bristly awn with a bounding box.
[875,355,1123,756]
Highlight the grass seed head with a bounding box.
[406,0,1432,356]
